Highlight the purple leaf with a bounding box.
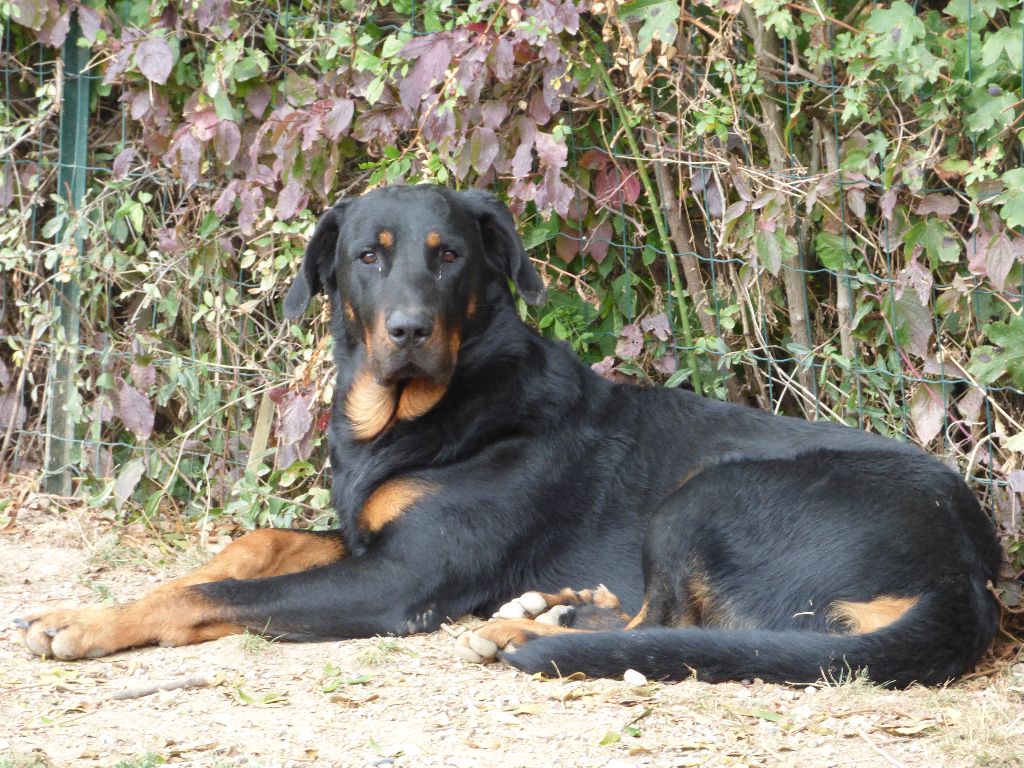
[579,149,611,171]
[470,127,499,174]
[136,38,173,85]
[526,91,552,124]
[246,85,272,118]
[880,188,898,222]
[534,132,567,169]
[641,313,672,342]
[0,391,26,433]
[847,188,866,220]
[78,6,102,41]
[986,231,1015,292]
[957,388,984,423]
[131,361,157,391]
[511,141,534,179]
[1007,470,1024,493]
[239,186,264,235]
[480,101,508,130]
[616,323,644,360]
[156,227,185,253]
[129,89,153,120]
[214,121,241,165]
[895,258,933,306]
[491,38,514,82]
[653,354,678,375]
[112,148,136,180]
[534,168,572,216]
[909,383,944,444]
[194,0,231,28]
[399,34,453,111]
[215,180,241,217]
[38,9,70,47]
[275,180,306,220]
[592,356,617,378]
[556,230,580,261]
[113,458,145,510]
[178,132,202,187]
[595,167,640,207]
[584,220,613,264]
[913,194,959,218]
[117,379,154,441]
[274,388,314,448]
[324,98,354,139]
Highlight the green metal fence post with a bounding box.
[43,13,90,495]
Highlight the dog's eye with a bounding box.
[441,249,459,264]
[358,251,378,266]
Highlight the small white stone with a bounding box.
[623,668,647,686]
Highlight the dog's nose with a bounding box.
[386,310,434,348]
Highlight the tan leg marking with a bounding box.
[476,619,586,647]
[359,478,438,532]
[20,530,346,659]
[827,595,919,634]
[533,586,627,615]
[624,598,650,630]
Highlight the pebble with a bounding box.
[623,669,648,686]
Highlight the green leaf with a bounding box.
[599,730,621,746]
[866,2,925,51]
[965,89,1015,134]
[619,0,679,53]
[755,229,782,275]
[816,232,852,271]
[263,23,278,52]
[945,0,1008,22]
[995,169,1024,228]
[977,317,1024,387]
[1004,432,1024,452]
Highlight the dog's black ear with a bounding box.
[458,189,547,306]
[284,201,349,320]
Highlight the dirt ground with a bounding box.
[2,500,1023,768]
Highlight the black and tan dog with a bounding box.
[18,185,1000,686]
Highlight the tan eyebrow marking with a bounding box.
[425,231,441,248]
[378,230,394,248]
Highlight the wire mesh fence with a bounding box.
[0,1,1021,584]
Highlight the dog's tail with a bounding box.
[500,585,998,687]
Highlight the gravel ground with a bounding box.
[1,494,1022,768]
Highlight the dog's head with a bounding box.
[285,184,546,392]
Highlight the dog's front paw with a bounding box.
[15,607,118,660]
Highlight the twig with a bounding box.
[110,673,219,700]
[857,729,907,768]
